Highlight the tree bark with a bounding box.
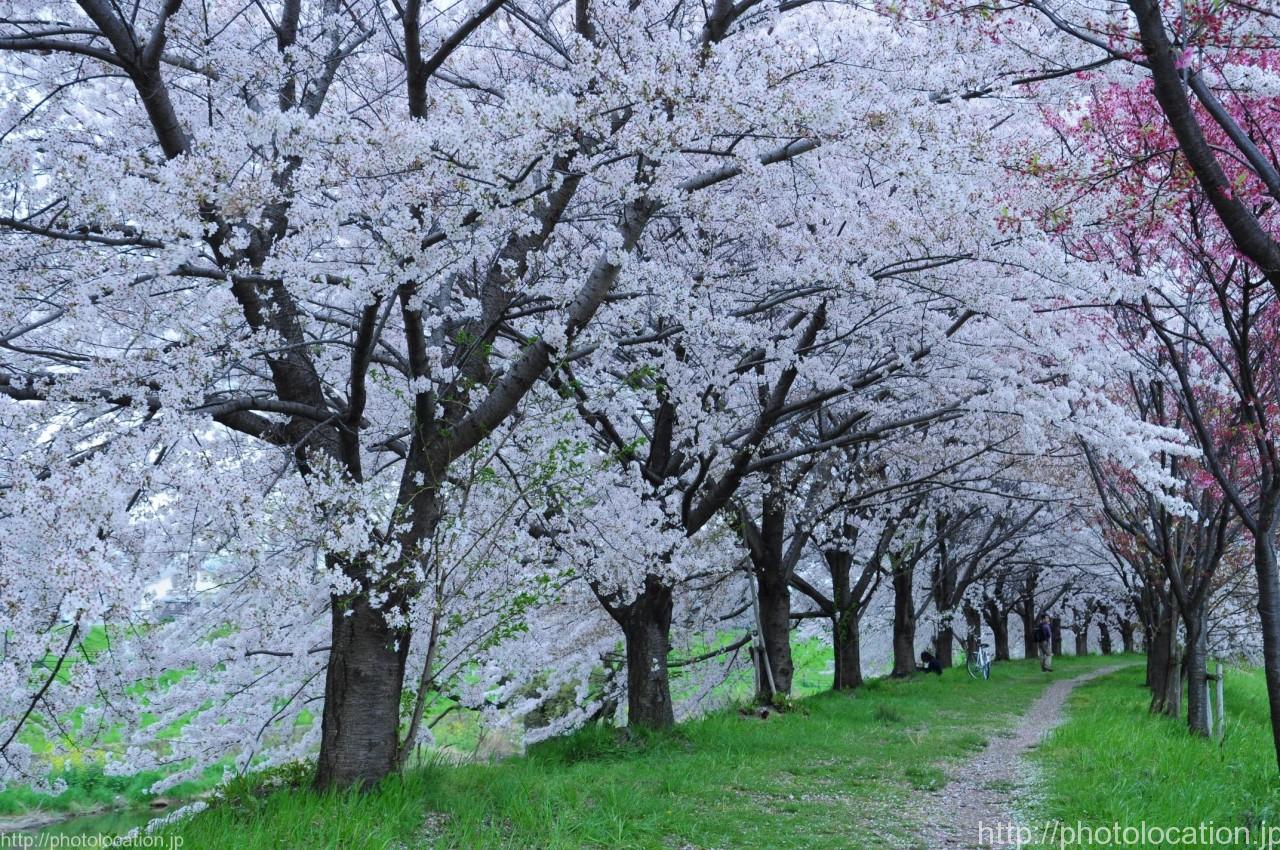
[741,472,798,703]
[833,609,863,690]
[1074,621,1088,657]
[1148,599,1181,717]
[317,594,410,790]
[1016,574,1038,660]
[821,546,876,691]
[964,604,982,655]
[891,556,916,677]
[934,624,955,669]
[1099,620,1113,655]
[615,576,676,729]
[755,569,794,701]
[1184,607,1210,736]
[1052,616,1064,657]
[1120,619,1135,653]
[1252,531,1280,770]
[1016,608,1036,660]
[930,525,957,668]
[983,601,1011,661]
[1146,600,1169,701]
[1158,639,1182,719]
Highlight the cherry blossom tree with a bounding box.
[0,0,847,787]
[0,0,1234,800]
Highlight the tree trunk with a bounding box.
[826,547,872,691]
[1016,609,1036,660]
[1052,616,1064,657]
[1184,607,1210,736]
[1074,622,1088,656]
[891,557,916,677]
[964,604,982,655]
[616,576,676,729]
[1148,600,1180,717]
[983,601,1010,661]
[1158,640,1182,718]
[1252,531,1280,771]
[743,474,796,703]
[1017,573,1038,660]
[1120,619,1135,653]
[755,570,794,701]
[930,528,957,669]
[934,624,955,669]
[317,594,410,790]
[1098,620,1113,655]
[1145,622,1159,689]
[833,610,863,690]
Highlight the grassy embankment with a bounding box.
[1,635,836,819]
[1028,662,1280,850]
[166,654,1122,850]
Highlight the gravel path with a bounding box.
[912,664,1128,850]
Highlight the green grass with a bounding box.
[1027,663,1280,849]
[164,654,1119,850]
[0,764,216,817]
[2,633,837,819]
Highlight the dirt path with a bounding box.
[912,664,1129,850]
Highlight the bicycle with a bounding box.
[966,641,992,680]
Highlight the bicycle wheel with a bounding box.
[966,653,980,679]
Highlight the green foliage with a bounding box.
[0,763,213,817]
[210,760,317,819]
[621,365,658,390]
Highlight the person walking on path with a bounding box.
[1035,614,1053,672]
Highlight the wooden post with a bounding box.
[750,580,776,698]
[1206,678,1214,738]
[1216,663,1225,742]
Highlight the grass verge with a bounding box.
[1026,663,1280,849]
[165,654,1120,850]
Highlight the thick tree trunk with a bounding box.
[826,548,872,691]
[934,625,955,669]
[755,570,794,701]
[743,474,796,703]
[1017,609,1036,660]
[983,602,1010,661]
[1146,601,1168,699]
[891,558,916,677]
[1017,573,1038,660]
[930,529,957,669]
[1138,588,1157,656]
[1252,532,1280,771]
[1099,620,1113,655]
[1184,607,1210,736]
[833,610,863,690]
[1158,642,1182,718]
[1052,616,1064,657]
[1148,600,1181,717]
[617,576,676,729]
[1120,619,1135,653]
[1074,623,1088,657]
[317,595,410,790]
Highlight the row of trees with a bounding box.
[0,0,1275,795]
